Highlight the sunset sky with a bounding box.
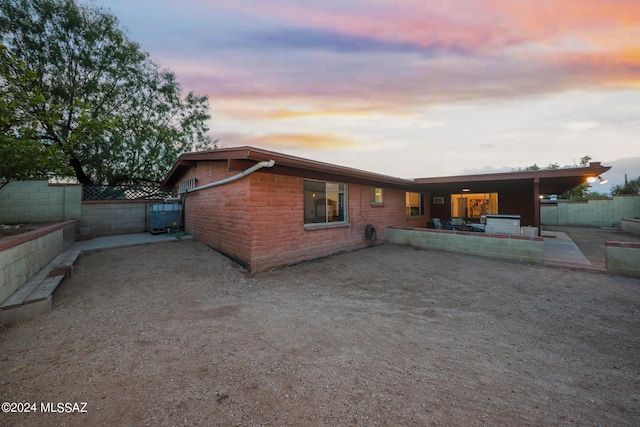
[87,0,640,181]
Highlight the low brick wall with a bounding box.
[80,201,148,237]
[606,241,640,278]
[0,220,78,303]
[387,227,544,264]
[621,218,640,237]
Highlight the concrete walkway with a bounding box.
[541,230,602,271]
[81,232,193,252]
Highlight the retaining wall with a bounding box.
[0,180,82,223]
[387,227,544,264]
[621,218,640,237]
[541,195,640,227]
[0,220,78,303]
[606,241,640,278]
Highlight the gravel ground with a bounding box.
[1,239,639,426]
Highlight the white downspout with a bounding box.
[165,159,275,201]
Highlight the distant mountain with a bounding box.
[599,157,640,194]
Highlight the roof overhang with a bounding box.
[162,146,414,189]
[163,146,611,195]
[413,163,612,194]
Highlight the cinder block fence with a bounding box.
[386,227,544,264]
[606,241,640,278]
[0,181,81,223]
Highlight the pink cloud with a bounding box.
[171,0,640,112]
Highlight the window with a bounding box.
[304,180,347,224]
[451,193,498,218]
[405,192,424,217]
[370,187,383,204]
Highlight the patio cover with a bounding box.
[413,162,612,231]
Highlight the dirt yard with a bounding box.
[1,239,639,426]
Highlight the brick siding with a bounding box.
[176,164,427,273]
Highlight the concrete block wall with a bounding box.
[387,227,544,264]
[606,241,640,278]
[541,195,640,227]
[79,201,148,237]
[0,220,77,302]
[0,180,82,223]
[621,218,640,236]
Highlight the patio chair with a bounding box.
[442,220,456,230]
[432,218,443,229]
[451,217,468,231]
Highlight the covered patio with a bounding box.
[414,162,612,233]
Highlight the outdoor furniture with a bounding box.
[442,220,456,230]
[467,223,485,232]
[432,218,443,229]
[451,217,468,231]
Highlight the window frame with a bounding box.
[303,179,348,227]
[405,192,425,217]
[370,187,383,205]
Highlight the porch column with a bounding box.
[533,177,540,235]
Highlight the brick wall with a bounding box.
[0,180,82,223]
[179,162,254,266]
[541,195,640,227]
[248,182,427,272]
[176,164,428,272]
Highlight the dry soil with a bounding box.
[1,239,639,426]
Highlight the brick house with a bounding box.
[162,147,428,273]
[163,146,611,273]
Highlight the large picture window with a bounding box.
[304,180,347,224]
[406,192,424,217]
[451,193,498,218]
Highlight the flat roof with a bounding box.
[163,146,611,194]
[414,163,611,194]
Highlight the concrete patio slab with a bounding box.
[81,232,193,252]
[541,230,601,271]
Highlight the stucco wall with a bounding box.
[177,163,427,272]
[541,195,640,227]
[0,180,82,223]
[387,227,544,264]
[0,220,78,303]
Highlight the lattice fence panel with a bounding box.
[83,185,174,201]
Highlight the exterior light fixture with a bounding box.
[462,188,470,192]
[586,177,597,183]
[598,176,608,184]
